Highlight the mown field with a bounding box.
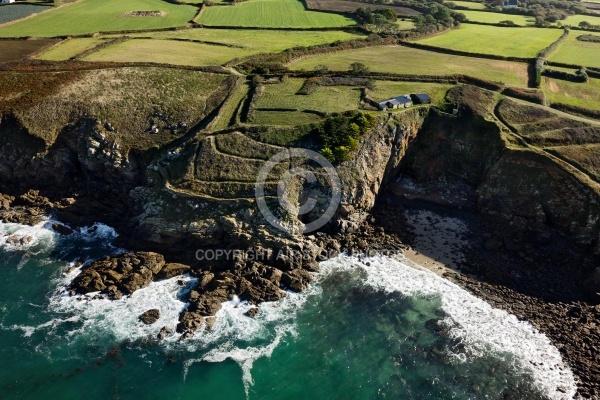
[35,37,104,61]
[459,10,533,26]
[255,78,361,112]
[560,14,600,27]
[0,39,58,63]
[447,1,487,9]
[305,0,421,16]
[544,77,600,110]
[414,24,563,58]
[368,81,453,107]
[0,3,51,25]
[0,0,198,37]
[549,32,600,68]
[288,45,529,85]
[83,39,257,66]
[199,0,355,28]
[115,28,365,53]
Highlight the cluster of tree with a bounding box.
[578,21,600,30]
[318,112,375,162]
[413,3,466,33]
[354,7,399,33]
[485,0,587,26]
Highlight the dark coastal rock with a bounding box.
[69,251,166,297]
[157,326,172,340]
[583,267,600,301]
[157,263,190,279]
[281,269,313,292]
[177,310,204,334]
[5,234,34,247]
[51,223,74,236]
[139,309,160,325]
[244,308,259,318]
[0,193,13,211]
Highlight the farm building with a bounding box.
[410,93,432,104]
[377,95,413,110]
[1,0,16,4]
[503,0,518,8]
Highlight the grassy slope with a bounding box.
[0,68,227,149]
[251,111,321,126]
[288,45,529,85]
[36,37,103,61]
[369,81,453,107]
[414,24,563,58]
[0,0,197,37]
[212,82,249,131]
[460,10,533,26]
[255,78,361,112]
[199,0,355,28]
[560,14,600,27]
[446,1,486,9]
[83,39,257,66]
[543,77,600,111]
[118,28,365,53]
[549,31,600,68]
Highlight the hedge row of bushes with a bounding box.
[501,87,545,105]
[534,27,569,87]
[399,40,533,63]
[550,103,600,120]
[542,67,588,83]
[577,34,600,43]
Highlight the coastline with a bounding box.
[363,198,600,399]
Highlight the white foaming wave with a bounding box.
[322,255,577,400]
[0,220,56,254]
[4,315,81,338]
[48,275,191,344]
[73,222,119,242]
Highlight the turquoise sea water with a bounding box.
[0,221,577,400]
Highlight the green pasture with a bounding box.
[0,0,198,37]
[414,24,563,58]
[549,31,600,68]
[544,77,600,111]
[83,39,256,66]
[199,0,355,28]
[288,45,529,86]
[459,10,533,26]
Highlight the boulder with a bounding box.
[157,326,173,340]
[157,263,190,279]
[245,308,259,318]
[177,311,204,333]
[139,309,160,325]
[281,269,313,292]
[5,234,34,246]
[190,295,223,316]
[51,223,74,236]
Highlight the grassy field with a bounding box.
[255,78,361,112]
[118,28,365,54]
[459,10,533,26]
[414,24,563,58]
[288,45,529,85]
[199,0,355,28]
[305,0,420,16]
[36,37,104,61]
[0,39,58,62]
[0,0,198,37]
[560,14,600,27]
[84,39,257,66]
[0,3,51,25]
[251,110,321,126]
[368,81,453,107]
[549,32,600,68]
[447,1,487,9]
[396,19,415,30]
[544,77,600,111]
[212,81,249,131]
